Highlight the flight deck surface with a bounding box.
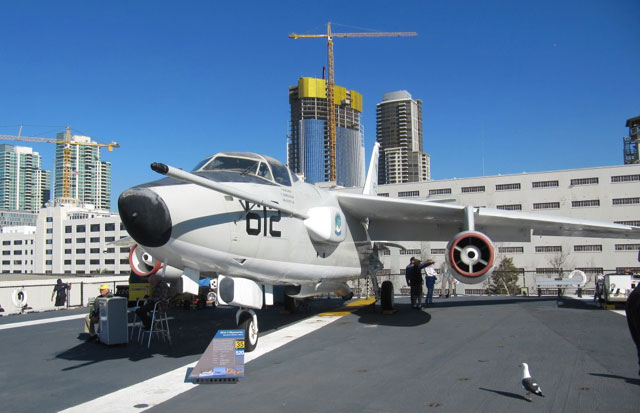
[1,295,638,412]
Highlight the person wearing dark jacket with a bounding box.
[51,279,70,307]
[405,257,429,309]
[626,281,640,376]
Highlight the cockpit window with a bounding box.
[269,161,292,186]
[202,156,259,174]
[191,156,214,172]
[257,162,273,181]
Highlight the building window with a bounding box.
[76,248,85,254]
[614,220,640,227]
[2,260,9,265]
[46,260,52,265]
[496,204,522,211]
[398,191,419,198]
[65,226,72,233]
[532,180,559,188]
[120,259,129,264]
[461,186,485,193]
[13,240,22,245]
[76,260,85,265]
[105,247,115,253]
[533,202,560,210]
[2,251,9,256]
[65,238,72,244]
[13,260,21,265]
[90,259,100,265]
[65,249,72,254]
[46,250,52,255]
[611,174,640,183]
[496,183,520,191]
[90,237,100,243]
[90,248,100,254]
[498,246,524,254]
[574,245,602,252]
[76,238,85,243]
[572,199,600,208]
[536,246,562,253]
[105,259,115,265]
[430,249,446,255]
[614,244,640,251]
[76,225,86,232]
[570,177,598,186]
[613,197,640,206]
[429,188,452,196]
[46,228,53,234]
[46,239,53,245]
[64,260,71,265]
[377,193,390,197]
[105,223,115,231]
[2,241,9,246]
[90,224,100,232]
[536,268,560,275]
[46,217,53,222]
[400,249,421,255]
[105,237,115,242]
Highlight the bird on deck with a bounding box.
[520,362,544,401]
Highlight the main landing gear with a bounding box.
[236,308,258,352]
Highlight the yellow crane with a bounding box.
[289,22,417,182]
[0,125,120,202]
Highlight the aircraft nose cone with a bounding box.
[118,187,172,247]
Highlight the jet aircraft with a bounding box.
[118,144,640,351]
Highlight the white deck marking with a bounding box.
[0,313,86,330]
[60,313,345,412]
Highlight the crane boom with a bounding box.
[289,22,417,182]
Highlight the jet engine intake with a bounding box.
[446,231,495,284]
[128,244,182,279]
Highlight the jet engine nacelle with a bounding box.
[446,231,495,285]
[129,244,182,279]
[285,281,352,299]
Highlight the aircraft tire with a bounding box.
[284,295,299,314]
[239,312,258,352]
[381,281,394,311]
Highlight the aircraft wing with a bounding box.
[335,192,640,242]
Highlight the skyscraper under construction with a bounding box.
[288,77,365,187]
[377,90,430,184]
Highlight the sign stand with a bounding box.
[187,329,245,384]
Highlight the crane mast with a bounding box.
[290,22,417,182]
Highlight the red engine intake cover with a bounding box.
[447,231,495,279]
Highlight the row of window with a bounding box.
[64,223,121,233]
[391,173,640,198]
[2,240,33,245]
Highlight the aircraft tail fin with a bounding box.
[363,142,380,195]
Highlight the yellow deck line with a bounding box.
[318,297,376,317]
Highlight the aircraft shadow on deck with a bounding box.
[589,373,640,386]
[354,303,431,327]
[55,299,356,369]
[415,296,559,309]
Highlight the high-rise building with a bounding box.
[0,144,51,213]
[288,77,365,187]
[624,115,639,164]
[53,133,112,210]
[376,90,430,184]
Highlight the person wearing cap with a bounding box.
[84,283,112,340]
[423,259,438,307]
[405,257,430,309]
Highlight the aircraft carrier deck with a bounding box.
[1,295,638,412]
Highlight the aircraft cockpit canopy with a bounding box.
[192,153,296,186]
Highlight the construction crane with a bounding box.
[289,22,417,182]
[0,125,120,202]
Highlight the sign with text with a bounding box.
[188,329,245,383]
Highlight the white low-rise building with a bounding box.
[341,163,640,288]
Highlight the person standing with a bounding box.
[51,279,70,307]
[424,260,437,307]
[405,257,429,309]
[626,281,640,376]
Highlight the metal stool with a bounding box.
[138,301,171,348]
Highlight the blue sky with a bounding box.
[1,0,638,211]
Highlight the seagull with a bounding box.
[521,362,544,401]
